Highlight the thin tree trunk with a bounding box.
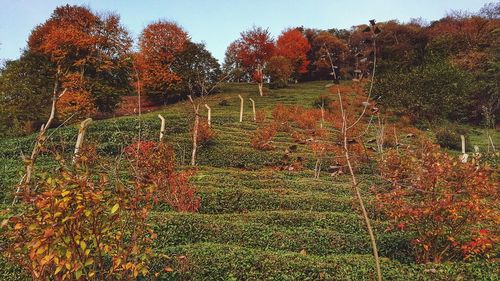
[72,118,92,164]
[13,74,65,204]
[338,89,382,281]
[257,64,264,96]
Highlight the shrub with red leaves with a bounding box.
[196,120,216,145]
[251,125,277,150]
[255,110,267,124]
[125,141,200,212]
[378,140,499,263]
[272,103,291,130]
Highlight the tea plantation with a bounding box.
[0,82,498,280]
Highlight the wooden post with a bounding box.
[205,104,211,127]
[188,95,199,166]
[158,114,166,141]
[459,135,468,163]
[72,118,92,164]
[249,98,256,121]
[238,94,244,122]
[488,135,496,152]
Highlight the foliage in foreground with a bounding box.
[378,138,499,263]
[1,142,199,280]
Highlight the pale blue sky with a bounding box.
[0,0,493,63]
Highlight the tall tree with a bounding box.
[266,56,293,88]
[171,41,222,99]
[137,21,189,102]
[222,41,247,82]
[275,28,311,80]
[234,26,275,96]
[310,32,348,79]
[28,5,132,117]
[0,52,54,136]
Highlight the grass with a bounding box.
[0,81,498,280]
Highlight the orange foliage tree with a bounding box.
[28,5,132,116]
[275,28,311,79]
[234,26,275,96]
[136,21,188,101]
[310,32,348,79]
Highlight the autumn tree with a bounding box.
[137,21,188,102]
[222,41,247,82]
[266,56,293,88]
[170,41,222,100]
[28,5,132,117]
[234,26,275,96]
[275,28,311,80]
[310,32,348,79]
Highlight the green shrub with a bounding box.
[373,58,475,122]
[312,94,332,110]
[435,126,471,151]
[149,243,500,281]
[151,212,412,262]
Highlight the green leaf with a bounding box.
[84,258,94,267]
[111,203,120,214]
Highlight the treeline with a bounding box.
[223,3,499,125]
[1,3,498,136]
[0,5,220,136]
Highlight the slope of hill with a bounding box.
[0,82,498,280]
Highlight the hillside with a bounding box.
[0,82,498,280]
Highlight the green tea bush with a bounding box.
[435,125,471,150]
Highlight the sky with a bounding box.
[0,0,493,63]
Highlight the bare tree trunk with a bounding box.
[249,98,256,121]
[158,114,166,141]
[376,113,385,158]
[324,23,382,281]
[72,118,92,164]
[338,89,382,281]
[257,64,264,96]
[205,104,211,127]
[238,95,244,122]
[13,76,65,204]
[188,95,199,166]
